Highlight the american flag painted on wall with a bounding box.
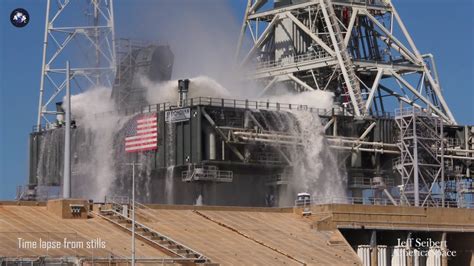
[125,113,158,153]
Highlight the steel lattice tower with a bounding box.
[235,0,470,207]
[236,0,456,124]
[395,108,444,207]
[36,0,116,131]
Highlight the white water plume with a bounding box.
[136,153,154,202]
[283,111,347,205]
[143,75,232,105]
[195,194,203,206]
[142,76,346,206]
[165,166,174,204]
[267,90,335,110]
[261,89,347,206]
[67,87,129,201]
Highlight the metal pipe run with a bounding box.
[234,130,399,149]
[440,155,474,161]
[326,138,399,148]
[330,145,400,154]
[62,61,71,199]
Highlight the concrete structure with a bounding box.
[1,200,473,265]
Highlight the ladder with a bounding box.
[320,0,365,116]
[94,207,210,263]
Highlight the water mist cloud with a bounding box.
[143,76,232,105]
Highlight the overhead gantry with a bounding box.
[236,0,456,124]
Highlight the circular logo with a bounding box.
[10,8,29,28]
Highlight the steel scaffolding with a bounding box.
[395,107,444,207]
[236,0,456,124]
[36,0,116,131]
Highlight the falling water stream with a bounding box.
[33,80,346,205]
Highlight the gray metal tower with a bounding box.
[394,107,444,207]
[236,0,456,124]
[36,0,116,131]
[235,0,471,207]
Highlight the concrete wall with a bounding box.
[47,199,89,219]
[307,204,474,232]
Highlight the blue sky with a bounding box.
[0,0,473,199]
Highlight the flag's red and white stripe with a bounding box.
[125,114,158,153]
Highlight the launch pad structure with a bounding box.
[7,0,474,265]
[235,0,473,207]
[24,0,474,208]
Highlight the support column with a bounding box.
[62,61,71,199]
[406,232,413,266]
[441,232,448,266]
[370,230,377,266]
[413,114,420,207]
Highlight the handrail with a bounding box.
[94,209,208,261]
[33,96,354,132]
[254,51,332,70]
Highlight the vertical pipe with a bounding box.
[132,162,135,266]
[222,140,225,161]
[109,0,117,74]
[413,113,419,206]
[441,120,445,207]
[467,126,471,178]
[197,108,202,162]
[370,231,377,266]
[243,111,250,162]
[209,132,216,160]
[406,232,412,266]
[37,0,51,131]
[63,61,71,199]
[441,232,447,266]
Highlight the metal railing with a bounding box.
[333,0,388,6]
[446,137,462,147]
[265,174,290,184]
[394,106,440,118]
[34,96,352,132]
[292,196,398,207]
[254,51,332,70]
[16,185,62,201]
[184,97,342,116]
[311,196,394,206]
[182,165,233,183]
[457,181,474,192]
[94,208,209,262]
[105,195,130,205]
[349,177,395,188]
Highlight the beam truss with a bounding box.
[236,0,456,124]
[395,107,444,207]
[235,0,472,207]
[36,0,116,131]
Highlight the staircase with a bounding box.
[320,0,365,116]
[94,206,210,263]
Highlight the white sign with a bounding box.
[165,108,191,123]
